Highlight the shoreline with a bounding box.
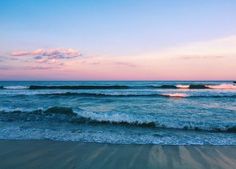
[0,139,235,169]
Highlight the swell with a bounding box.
[0,106,236,133]
[1,83,235,90]
[41,92,171,97]
[35,92,236,98]
[29,85,130,90]
[0,107,155,128]
[28,84,209,89]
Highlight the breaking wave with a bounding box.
[176,85,190,89]
[206,84,236,90]
[162,93,188,98]
[0,106,236,133]
[3,86,29,90]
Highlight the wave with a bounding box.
[35,92,236,98]
[29,85,130,90]
[0,83,235,90]
[0,106,236,133]
[3,86,29,90]
[176,85,190,89]
[0,107,155,128]
[41,92,167,97]
[152,84,210,89]
[162,93,188,98]
[189,84,209,89]
[176,84,236,90]
[151,85,177,89]
[206,84,236,90]
[28,85,179,90]
[5,92,236,99]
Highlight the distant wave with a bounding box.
[176,84,236,90]
[1,83,235,90]
[151,85,178,89]
[38,92,236,98]
[206,84,236,90]
[28,85,180,90]
[41,92,171,97]
[31,92,235,98]
[0,106,236,133]
[3,86,29,90]
[29,85,130,90]
[176,85,190,89]
[154,84,208,89]
[6,92,236,98]
[162,93,188,98]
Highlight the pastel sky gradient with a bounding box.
[1,0,236,80]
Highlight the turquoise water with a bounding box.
[0,81,236,145]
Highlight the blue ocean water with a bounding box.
[0,81,236,145]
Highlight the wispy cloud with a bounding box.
[25,66,58,70]
[11,48,81,65]
[154,35,236,59]
[0,56,18,61]
[177,55,225,60]
[112,61,136,67]
[11,48,81,58]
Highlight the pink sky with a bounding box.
[1,36,236,80]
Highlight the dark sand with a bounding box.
[0,140,235,169]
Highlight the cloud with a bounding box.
[25,66,57,70]
[11,48,81,65]
[0,56,15,61]
[112,61,136,67]
[154,35,236,59]
[176,55,225,60]
[11,48,81,58]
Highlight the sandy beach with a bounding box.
[0,140,235,169]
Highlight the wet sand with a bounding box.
[0,140,235,169]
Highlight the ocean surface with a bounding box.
[0,81,236,145]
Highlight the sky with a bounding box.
[0,0,236,80]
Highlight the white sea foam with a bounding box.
[4,86,29,90]
[163,93,188,98]
[206,84,236,90]
[74,109,154,125]
[176,85,190,89]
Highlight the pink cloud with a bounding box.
[10,48,81,65]
[11,51,31,56]
[11,48,81,58]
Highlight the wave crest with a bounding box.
[29,85,129,90]
[0,107,236,133]
[162,93,188,98]
[176,85,190,89]
[3,86,29,90]
[206,84,236,90]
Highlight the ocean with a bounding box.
[0,81,236,145]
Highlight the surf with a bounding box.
[1,106,236,133]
